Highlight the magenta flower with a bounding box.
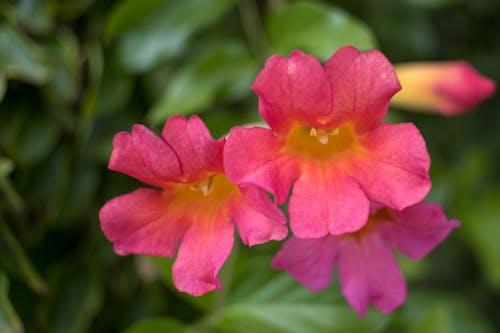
[225,46,431,238]
[392,61,496,115]
[272,202,459,316]
[99,115,287,296]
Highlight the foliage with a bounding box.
[0,0,499,332]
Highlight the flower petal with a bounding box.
[251,50,332,134]
[162,115,224,181]
[172,214,234,296]
[272,236,339,291]
[324,46,401,132]
[338,233,406,317]
[99,188,189,257]
[109,126,182,187]
[288,164,369,238]
[378,203,459,259]
[231,185,287,246]
[224,126,300,204]
[349,122,431,210]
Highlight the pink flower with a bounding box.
[392,61,496,115]
[225,46,431,238]
[99,115,287,296]
[272,202,459,316]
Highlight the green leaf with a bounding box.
[0,272,24,333]
[395,252,429,280]
[122,317,195,333]
[0,156,14,179]
[398,290,495,333]
[150,256,215,312]
[405,0,461,9]
[113,0,236,73]
[227,255,340,305]
[23,147,70,226]
[147,41,256,125]
[105,0,165,39]
[459,191,500,288]
[56,165,99,225]
[207,255,388,333]
[42,266,104,333]
[267,1,377,61]
[15,0,54,35]
[200,106,264,138]
[0,220,47,295]
[94,64,134,116]
[0,72,6,103]
[44,30,81,103]
[0,23,51,84]
[6,111,61,167]
[0,157,24,215]
[55,0,95,20]
[212,304,387,333]
[409,305,452,333]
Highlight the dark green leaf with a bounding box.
[94,65,134,117]
[56,165,100,225]
[55,0,96,20]
[267,1,376,61]
[399,290,495,333]
[0,72,6,103]
[405,0,461,9]
[0,220,47,294]
[0,272,24,333]
[23,147,70,226]
[122,317,195,333]
[42,266,104,333]
[6,111,61,167]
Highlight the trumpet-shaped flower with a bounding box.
[272,202,459,316]
[225,46,431,238]
[392,61,496,115]
[99,115,287,296]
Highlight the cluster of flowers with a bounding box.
[99,46,494,316]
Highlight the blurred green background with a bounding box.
[0,0,499,332]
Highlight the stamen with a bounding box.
[190,175,214,196]
[309,128,329,144]
[330,127,340,136]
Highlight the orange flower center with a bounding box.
[283,123,362,162]
[171,173,239,211]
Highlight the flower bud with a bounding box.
[392,61,495,115]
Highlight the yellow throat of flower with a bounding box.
[172,174,238,211]
[283,123,363,162]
